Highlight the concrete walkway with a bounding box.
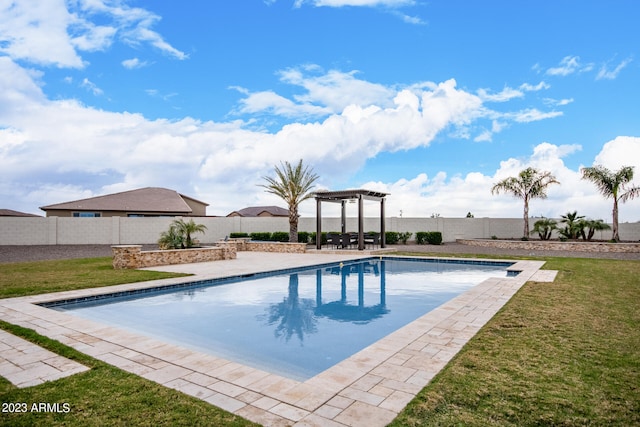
[0,252,555,426]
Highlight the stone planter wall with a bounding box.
[457,239,640,253]
[112,245,236,269]
[216,239,307,254]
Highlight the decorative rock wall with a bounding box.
[216,239,307,254]
[112,245,236,269]
[457,239,640,253]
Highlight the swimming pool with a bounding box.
[47,257,514,381]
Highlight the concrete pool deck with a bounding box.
[0,252,555,426]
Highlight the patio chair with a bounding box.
[364,233,379,249]
[328,233,342,249]
[341,233,355,249]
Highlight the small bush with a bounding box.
[385,231,399,245]
[249,232,272,241]
[310,232,328,245]
[270,231,290,242]
[398,231,412,244]
[416,231,442,245]
[229,232,249,238]
[298,231,310,243]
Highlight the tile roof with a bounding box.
[40,187,207,214]
[228,206,289,217]
[0,209,41,217]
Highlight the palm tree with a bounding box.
[558,211,585,240]
[581,165,640,241]
[531,217,557,240]
[172,219,207,248]
[581,219,611,241]
[491,167,560,238]
[261,159,319,243]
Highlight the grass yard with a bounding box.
[0,255,638,426]
[0,257,190,298]
[392,256,640,426]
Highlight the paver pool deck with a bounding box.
[0,252,556,426]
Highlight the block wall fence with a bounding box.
[1,216,638,245]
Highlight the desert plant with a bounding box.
[531,217,557,240]
[581,219,611,241]
[581,165,640,241]
[158,219,207,249]
[558,211,585,240]
[172,219,207,248]
[261,159,319,243]
[491,167,560,238]
[398,231,412,244]
[158,224,184,249]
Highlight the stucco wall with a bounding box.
[1,216,639,245]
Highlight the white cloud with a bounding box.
[477,86,523,102]
[0,0,186,68]
[0,57,602,219]
[596,57,633,80]
[80,78,103,96]
[507,108,563,123]
[122,57,149,69]
[295,0,415,7]
[356,141,639,222]
[546,55,593,77]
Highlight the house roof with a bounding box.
[40,187,208,214]
[227,206,289,217]
[0,209,41,217]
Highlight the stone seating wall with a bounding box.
[112,245,236,269]
[216,238,307,254]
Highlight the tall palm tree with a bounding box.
[491,167,560,238]
[581,165,640,241]
[261,159,319,243]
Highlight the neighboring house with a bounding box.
[0,209,41,217]
[227,206,289,217]
[40,187,209,217]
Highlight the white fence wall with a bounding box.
[1,216,638,245]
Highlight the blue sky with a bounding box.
[1,0,639,221]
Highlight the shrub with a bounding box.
[398,231,412,244]
[310,232,328,245]
[416,231,442,245]
[249,232,272,241]
[270,231,290,242]
[385,231,399,245]
[297,231,311,244]
[229,232,249,238]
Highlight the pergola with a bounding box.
[314,189,389,250]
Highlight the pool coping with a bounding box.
[0,252,552,427]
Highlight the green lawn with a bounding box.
[391,256,640,426]
[1,255,638,426]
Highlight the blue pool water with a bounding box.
[48,257,514,380]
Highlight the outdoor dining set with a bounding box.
[326,232,380,250]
